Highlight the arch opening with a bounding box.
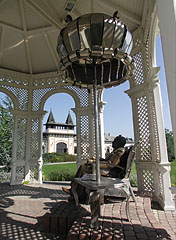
[42,92,76,156]
[0,92,14,175]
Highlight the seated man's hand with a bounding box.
[87,156,96,165]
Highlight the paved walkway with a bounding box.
[0,182,175,240]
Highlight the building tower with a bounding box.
[43,111,76,154]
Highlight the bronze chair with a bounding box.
[72,143,139,226]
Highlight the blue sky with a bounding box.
[0,36,172,138]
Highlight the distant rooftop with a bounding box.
[44,110,75,126]
[104,133,134,143]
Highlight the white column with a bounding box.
[25,79,32,182]
[24,115,32,181]
[10,113,18,185]
[148,68,168,163]
[150,68,174,209]
[156,0,176,155]
[126,75,175,210]
[38,113,46,184]
[72,108,82,167]
[157,164,174,210]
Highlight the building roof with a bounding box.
[104,133,134,144]
[104,134,115,143]
[65,112,74,125]
[46,110,55,124]
[45,111,75,127]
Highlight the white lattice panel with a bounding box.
[32,87,56,111]
[142,169,154,192]
[30,119,40,161]
[149,94,160,162]
[16,166,25,181]
[80,115,90,160]
[145,37,150,75]
[63,86,89,107]
[30,166,38,181]
[158,172,164,197]
[16,118,27,161]
[136,96,151,161]
[1,85,28,111]
[133,52,145,85]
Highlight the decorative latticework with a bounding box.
[0,74,93,182]
[15,166,25,181]
[32,87,56,111]
[80,115,91,161]
[158,172,164,198]
[17,88,28,111]
[149,94,160,162]
[16,118,27,161]
[1,85,28,111]
[133,35,142,49]
[142,169,154,192]
[30,166,38,181]
[63,85,89,107]
[30,119,40,161]
[145,35,150,75]
[133,52,145,85]
[136,96,151,161]
[33,77,60,87]
[0,75,28,86]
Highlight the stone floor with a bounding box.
[0,182,175,240]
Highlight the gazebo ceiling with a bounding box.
[0,0,148,75]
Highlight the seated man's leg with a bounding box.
[62,164,92,194]
[74,164,92,178]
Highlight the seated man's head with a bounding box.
[112,135,126,149]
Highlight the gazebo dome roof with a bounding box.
[0,0,144,76]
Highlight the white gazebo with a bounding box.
[0,0,175,210]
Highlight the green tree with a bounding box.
[165,128,175,161]
[0,96,13,170]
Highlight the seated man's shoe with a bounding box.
[62,187,71,194]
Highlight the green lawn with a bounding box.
[170,160,176,175]
[42,160,176,185]
[170,160,176,186]
[42,163,77,180]
[131,162,136,175]
[43,162,137,176]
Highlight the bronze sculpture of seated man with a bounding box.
[62,135,129,202]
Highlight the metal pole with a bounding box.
[93,60,100,183]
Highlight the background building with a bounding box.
[43,112,134,155]
[104,133,134,154]
[43,111,76,155]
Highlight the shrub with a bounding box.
[165,129,175,161]
[171,175,176,186]
[0,171,11,183]
[46,169,75,181]
[43,152,76,164]
[130,174,137,187]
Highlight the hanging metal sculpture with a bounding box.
[57,12,134,183]
[57,12,134,88]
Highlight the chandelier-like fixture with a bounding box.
[57,12,134,183]
[57,12,134,88]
